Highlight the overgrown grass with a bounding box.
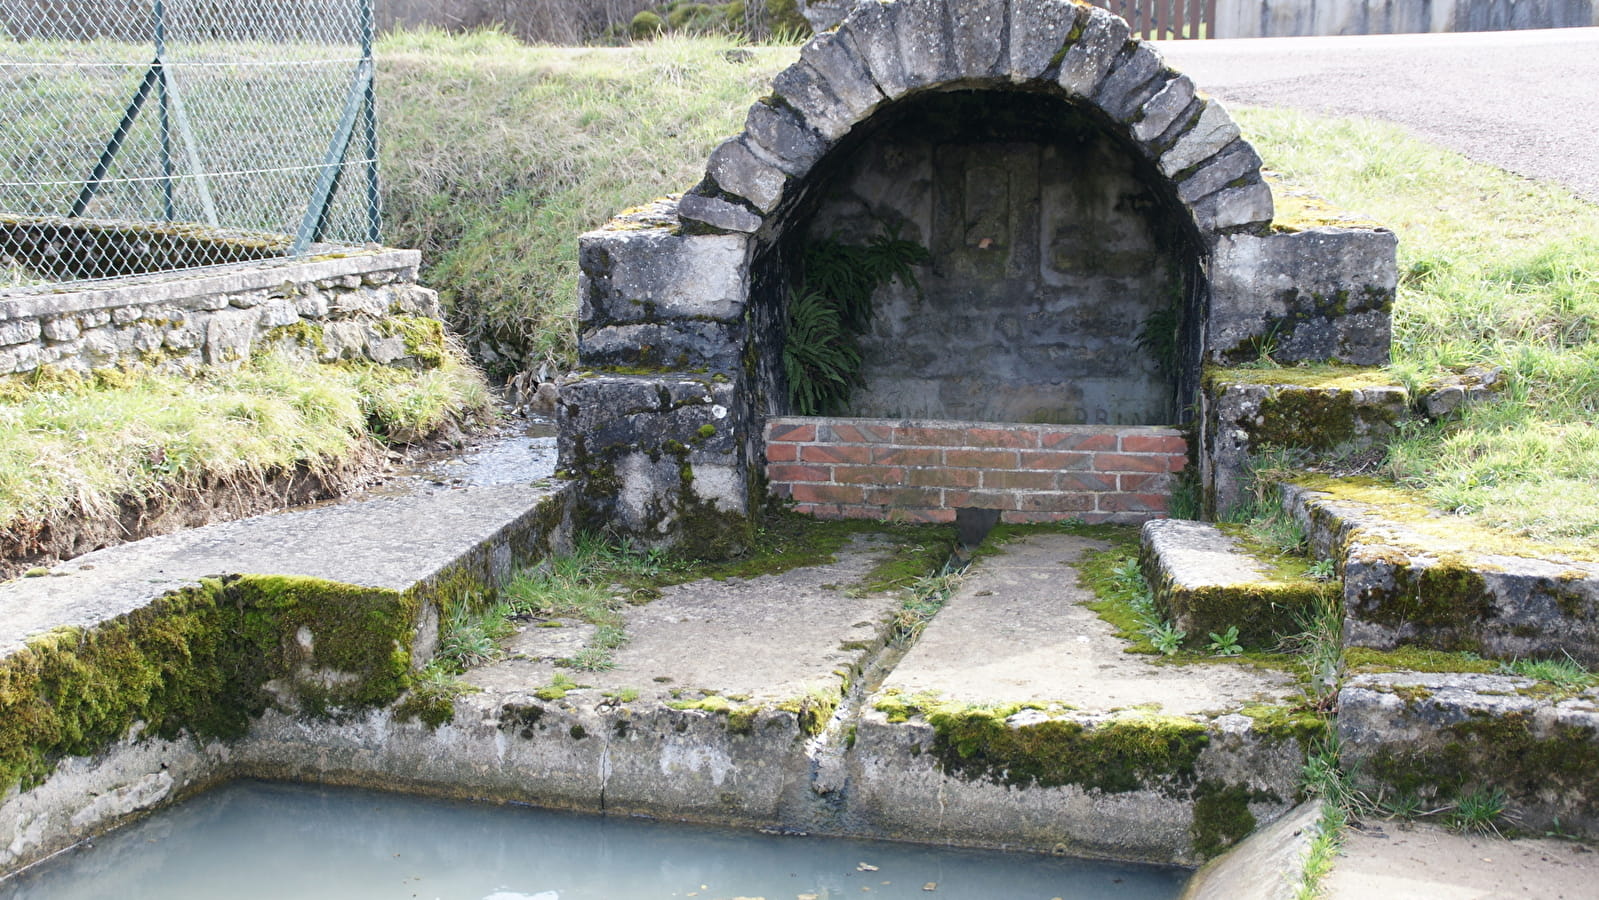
[1237,108,1599,545]
[376,32,795,371]
[0,349,490,547]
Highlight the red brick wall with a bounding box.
[765,417,1187,525]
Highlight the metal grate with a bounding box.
[0,0,381,289]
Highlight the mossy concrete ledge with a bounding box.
[0,480,572,874]
[1339,671,1599,838]
[1141,518,1326,649]
[1282,480,1599,664]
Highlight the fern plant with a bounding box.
[784,223,929,414]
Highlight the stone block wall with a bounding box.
[0,250,443,376]
[559,200,760,557]
[765,417,1187,524]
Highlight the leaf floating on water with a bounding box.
[798,894,820,900]
[856,862,879,872]
[923,883,938,892]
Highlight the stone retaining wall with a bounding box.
[766,417,1187,524]
[0,250,443,376]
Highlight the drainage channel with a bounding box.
[793,511,998,832]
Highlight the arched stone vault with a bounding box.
[680,1,1273,243]
[559,0,1398,555]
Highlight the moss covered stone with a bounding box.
[0,573,419,794]
[922,703,1210,796]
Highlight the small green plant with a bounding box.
[1307,558,1336,581]
[1150,622,1187,656]
[890,567,963,645]
[1448,786,1511,837]
[1207,625,1244,657]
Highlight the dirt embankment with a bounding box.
[0,444,387,581]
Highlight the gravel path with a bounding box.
[1155,27,1599,203]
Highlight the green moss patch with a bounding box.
[0,574,419,793]
[1365,709,1599,817]
[907,698,1210,796]
[1345,646,1497,674]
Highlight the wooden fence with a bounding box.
[1095,0,1219,39]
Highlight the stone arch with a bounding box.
[678,1,1272,247]
[674,0,1274,427]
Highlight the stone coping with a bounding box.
[0,248,421,322]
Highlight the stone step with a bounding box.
[1282,478,1599,664]
[855,531,1317,866]
[1338,670,1599,839]
[1140,518,1329,650]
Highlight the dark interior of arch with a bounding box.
[750,88,1206,426]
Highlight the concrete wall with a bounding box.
[806,92,1189,426]
[1213,0,1598,38]
[766,417,1187,524]
[0,250,443,376]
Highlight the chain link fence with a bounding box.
[1,0,381,290]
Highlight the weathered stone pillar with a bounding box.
[557,201,760,557]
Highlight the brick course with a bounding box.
[765,417,1188,525]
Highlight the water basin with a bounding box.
[0,781,1189,899]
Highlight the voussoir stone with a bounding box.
[675,192,763,235]
[948,0,1008,77]
[1160,100,1243,178]
[841,2,912,99]
[772,59,857,143]
[707,137,787,214]
[1095,44,1166,123]
[1176,139,1264,205]
[1006,0,1082,82]
[1057,7,1130,98]
[799,27,886,124]
[743,100,827,177]
[894,0,957,91]
[1134,74,1196,144]
[1193,177,1274,234]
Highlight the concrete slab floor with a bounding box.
[465,532,911,704]
[1325,821,1599,900]
[877,531,1296,712]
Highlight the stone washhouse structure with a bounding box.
[558,0,1397,554]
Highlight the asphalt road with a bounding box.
[1154,27,1599,203]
